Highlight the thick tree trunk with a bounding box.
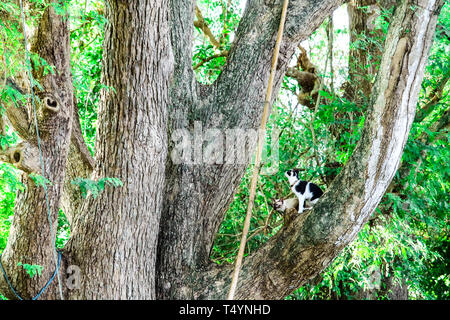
[63,0,173,299]
[0,5,73,299]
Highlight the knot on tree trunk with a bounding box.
[0,142,41,174]
[39,93,61,113]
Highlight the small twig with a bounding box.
[247,220,283,243]
[194,5,221,48]
[270,100,300,149]
[263,207,276,236]
[415,73,449,122]
[256,184,276,236]
[219,0,232,45]
[82,82,93,137]
[193,50,228,70]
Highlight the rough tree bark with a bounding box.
[63,0,174,299]
[0,4,74,299]
[0,0,443,300]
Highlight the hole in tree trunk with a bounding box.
[13,151,21,163]
[46,98,58,108]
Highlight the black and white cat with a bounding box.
[285,169,323,213]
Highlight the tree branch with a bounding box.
[157,0,345,299]
[285,45,326,110]
[285,68,318,92]
[193,50,229,70]
[198,0,345,262]
[194,5,221,48]
[415,73,449,122]
[193,0,444,299]
[202,0,344,129]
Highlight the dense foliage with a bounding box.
[0,0,448,300]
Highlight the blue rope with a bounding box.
[0,251,61,300]
[32,251,62,300]
[0,254,23,300]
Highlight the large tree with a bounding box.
[0,0,444,299]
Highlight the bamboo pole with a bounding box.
[227,0,290,300]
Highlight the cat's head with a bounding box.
[271,198,286,213]
[285,168,300,185]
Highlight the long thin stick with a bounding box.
[227,0,289,300]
